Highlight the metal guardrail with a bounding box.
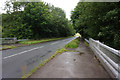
[0,38,17,44]
[17,39,28,42]
[84,38,89,43]
[89,38,120,79]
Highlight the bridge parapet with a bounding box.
[88,38,120,79]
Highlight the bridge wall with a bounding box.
[87,38,120,79]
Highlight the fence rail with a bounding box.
[84,38,89,43]
[88,38,120,79]
[0,38,17,44]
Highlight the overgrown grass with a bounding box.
[65,37,80,48]
[55,48,68,54]
[1,45,16,50]
[19,37,72,45]
[2,36,73,51]
[84,41,89,46]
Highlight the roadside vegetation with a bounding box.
[18,37,72,44]
[1,36,73,50]
[1,34,80,51]
[84,41,89,47]
[65,37,80,48]
[2,1,75,40]
[1,45,16,50]
[71,2,120,49]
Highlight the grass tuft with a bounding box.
[55,48,68,54]
[84,41,89,46]
[18,37,73,45]
[1,45,16,50]
[65,38,80,48]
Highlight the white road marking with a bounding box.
[3,46,44,59]
[50,41,59,45]
[62,40,66,41]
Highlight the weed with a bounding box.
[19,36,73,45]
[84,41,89,47]
[65,37,80,48]
[55,48,68,54]
[44,59,48,64]
[2,45,16,50]
[40,60,43,66]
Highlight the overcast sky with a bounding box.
[0,0,80,20]
[42,0,80,20]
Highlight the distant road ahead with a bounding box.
[2,36,77,78]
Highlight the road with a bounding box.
[2,36,77,78]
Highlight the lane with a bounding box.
[2,37,77,58]
[2,36,78,78]
[3,46,44,59]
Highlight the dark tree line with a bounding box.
[71,2,120,49]
[2,1,75,39]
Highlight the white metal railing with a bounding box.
[0,38,17,44]
[84,38,89,43]
[89,38,120,79]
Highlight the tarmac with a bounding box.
[29,39,110,78]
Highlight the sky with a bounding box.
[41,0,80,20]
[0,0,80,20]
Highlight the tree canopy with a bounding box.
[71,2,120,49]
[2,1,75,39]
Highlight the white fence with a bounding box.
[89,38,120,79]
[0,38,17,44]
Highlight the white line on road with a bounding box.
[3,46,44,59]
[50,41,59,45]
[62,40,66,41]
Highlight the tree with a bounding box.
[2,1,75,39]
[71,2,120,49]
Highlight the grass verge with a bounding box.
[1,36,73,50]
[19,36,73,45]
[65,37,80,48]
[84,41,89,46]
[1,45,16,50]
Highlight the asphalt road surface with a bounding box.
[2,36,77,78]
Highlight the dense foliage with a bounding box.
[2,1,75,39]
[71,2,120,49]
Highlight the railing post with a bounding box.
[96,40,100,50]
[14,37,17,44]
[89,38,92,48]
